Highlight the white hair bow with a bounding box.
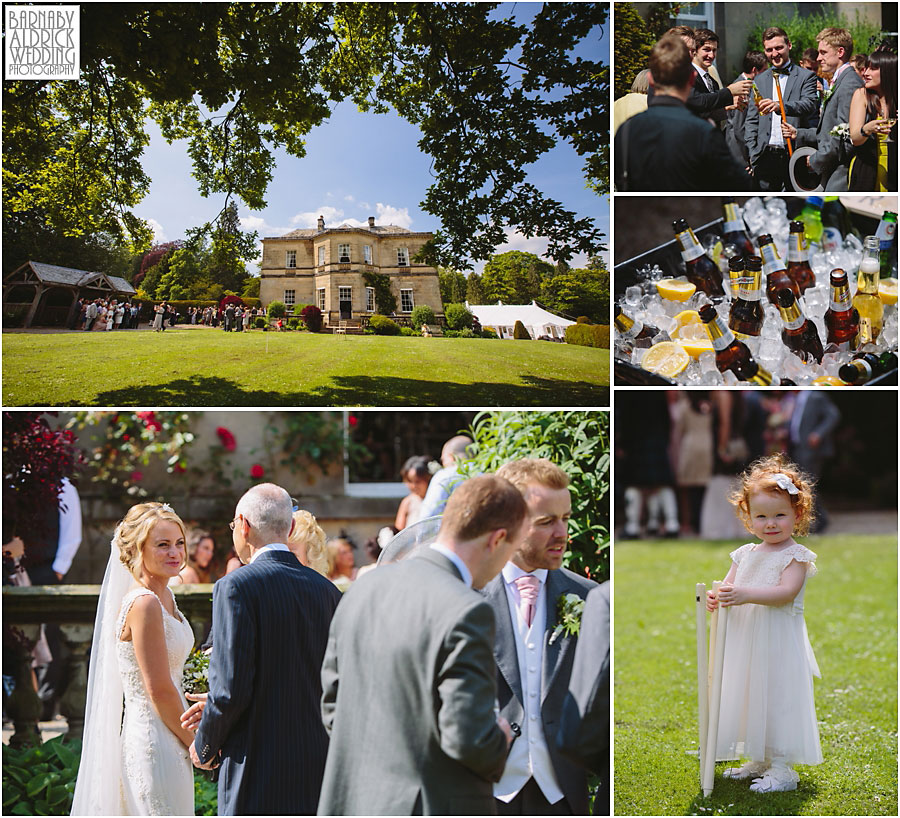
[160,502,174,513]
[772,473,799,495]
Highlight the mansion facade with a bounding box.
[259,215,443,323]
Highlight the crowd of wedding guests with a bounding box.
[69,300,267,332]
[70,298,141,331]
[187,304,267,331]
[615,390,840,540]
[614,24,897,191]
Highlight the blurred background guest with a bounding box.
[288,510,329,575]
[670,393,714,537]
[356,525,397,579]
[180,530,217,584]
[326,536,358,592]
[613,69,650,136]
[395,455,433,530]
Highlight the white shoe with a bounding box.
[749,766,799,793]
[723,761,768,779]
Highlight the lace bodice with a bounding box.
[116,587,194,708]
[729,542,817,614]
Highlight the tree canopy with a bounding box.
[3,2,607,270]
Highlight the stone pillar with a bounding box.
[5,625,43,748]
[58,624,93,742]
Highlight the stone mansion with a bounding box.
[259,215,443,323]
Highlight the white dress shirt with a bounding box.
[52,478,82,576]
[248,542,290,564]
[494,563,564,805]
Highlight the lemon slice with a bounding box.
[812,375,846,386]
[676,337,715,358]
[670,309,702,338]
[878,278,897,305]
[656,278,697,302]
[641,341,691,377]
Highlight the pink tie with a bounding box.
[515,575,540,628]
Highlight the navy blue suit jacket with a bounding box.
[194,550,342,815]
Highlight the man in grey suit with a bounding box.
[783,27,865,191]
[318,474,526,815]
[185,483,342,815]
[744,27,819,190]
[484,459,598,815]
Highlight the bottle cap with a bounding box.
[806,196,824,207]
[698,304,716,323]
[776,288,796,308]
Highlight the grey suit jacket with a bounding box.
[319,548,508,816]
[484,567,598,815]
[796,65,865,190]
[744,63,818,169]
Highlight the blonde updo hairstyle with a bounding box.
[729,453,816,537]
[288,510,329,576]
[113,502,188,580]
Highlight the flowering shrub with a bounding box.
[250,464,265,479]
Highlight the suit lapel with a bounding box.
[541,570,570,703]
[486,577,524,706]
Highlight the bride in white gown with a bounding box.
[72,502,195,815]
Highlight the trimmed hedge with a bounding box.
[565,323,610,349]
[444,302,474,330]
[410,305,437,328]
[267,300,286,319]
[513,320,531,340]
[368,314,401,335]
[300,304,323,333]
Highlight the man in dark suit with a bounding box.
[744,27,819,190]
[186,483,342,815]
[318,475,525,815]
[614,35,752,191]
[724,51,767,169]
[484,459,599,815]
[782,27,865,191]
[557,582,609,816]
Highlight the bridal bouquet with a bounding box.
[182,649,210,694]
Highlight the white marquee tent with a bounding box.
[466,300,574,340]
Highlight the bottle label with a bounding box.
[780,312,805,331]
[761,243,785,275]
[876,219,897,244]
[738,275,762,301]
[822,226,842,253]
[676,229,705,262]
[830,286,852,313]
[711,326,736,351]
[723,203,743,234]
[787,233,807,262]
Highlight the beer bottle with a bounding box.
[822,196,858,251]
[786,220,816,293]
[672,219,725,298]
[744,359,789,385]
[839,350,898,384]
[721,198,754,257]
[798,196,824,244]
[824,268,859,348]
[699,303,767,381]
[727,255,744,299]
[728,255,765,338]
[758,233,800,305]
[614,305,665,345]
[851,235,883,349]
[776,288,824,363]
[875,210,898,279]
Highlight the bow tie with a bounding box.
[772,65,792,76]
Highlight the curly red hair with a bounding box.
[729,454,816,537]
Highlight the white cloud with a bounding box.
[146,218,167,243]
[469,229,590,274]
[360,201,371,211]
[375,203,412,228]
[290,206,347,229]
[344,194,355,202]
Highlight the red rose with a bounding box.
[216,426,237,452]
[348,414,359,427]
[173,463,186,474]
[250,463,264,479]
[130,471,143,482]
[123,434,130,441]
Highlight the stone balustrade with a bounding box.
[3,584,213,746]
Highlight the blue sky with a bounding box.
[132,4,609,275]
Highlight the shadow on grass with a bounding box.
[55,374,610,407]
[686,771,818,815]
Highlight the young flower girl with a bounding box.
[706,454,823,793]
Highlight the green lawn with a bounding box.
[1,329,609,406]
[614,535,897,816]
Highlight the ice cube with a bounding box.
[699,351,718,374]
[723,369,740,386]
[625,286,642,307]
[631,347,646,366]
[699,367,725,386]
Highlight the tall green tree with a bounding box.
[481,250,554,304]
[3,3,606,268]
[613,3,655,99]
[540,255,609,324]
[438,267,469,306]
[466,272,485,305]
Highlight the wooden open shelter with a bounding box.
[3,261,136,328]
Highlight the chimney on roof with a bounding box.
[317,215,325,231]
[368,216,375,229]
